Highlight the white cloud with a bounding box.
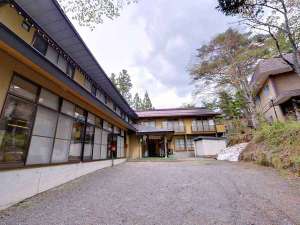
[73,0,236,108]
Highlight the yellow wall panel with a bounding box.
[73,69,85,87]
[0,47,128,130]
[0,5,36,44]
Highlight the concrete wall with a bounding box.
[0,158,126,210]
[194,139,226,157]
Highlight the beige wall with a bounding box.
[128,135,141,159]
[0,46,129,131]
[256,73,300,122]
[73,69,85,87]
[273,72,300,93]
[0,5,36,44]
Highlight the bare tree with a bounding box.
[58,0,137,29]
[190,29,268,127]
[217,0,300,75]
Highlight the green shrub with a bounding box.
[254,121,300,149]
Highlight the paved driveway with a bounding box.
[1,160,300,225]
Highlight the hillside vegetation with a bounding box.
[241,121,300,176]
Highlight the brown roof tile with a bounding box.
[136,107,220,118]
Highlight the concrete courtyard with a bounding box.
[0,160,300,225]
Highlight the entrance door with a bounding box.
[148,139,157,157]
[107,134,117,159]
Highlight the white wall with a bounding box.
[195,139,226,157]
[0,159,126,210]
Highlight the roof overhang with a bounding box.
[273,89,300,105]
[0,23,136,131]
[134,125,174,136]
[12,0,137,119]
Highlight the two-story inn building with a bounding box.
[252,53,300,122]
[0,0,225,210]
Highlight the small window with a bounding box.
[45,46,59,64]
[104,95,108,104]
[33,33,48,55]
[256,96,261,105]
[21,19,32,32]
[57,54,67,72]
[263,84,270,97]
[84,79,92,92]
[66,63,75,78]
[91,85,97,96]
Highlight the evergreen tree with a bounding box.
[116,70,133,105]
[133,93,143,111]
[142,91,153,111]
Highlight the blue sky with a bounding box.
[73,0,235,108]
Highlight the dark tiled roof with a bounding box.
[136,108,220,118]
[13,0,137,118]
[251,53,294,92]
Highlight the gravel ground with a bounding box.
[1,160,300,225]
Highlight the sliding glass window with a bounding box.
[0,74,124,167]
[92,117,102,160]
[0,77,38,165]
[26,89,59,165]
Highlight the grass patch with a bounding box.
[242,121,300,176]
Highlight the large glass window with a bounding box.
[69,120,84,161]
[9,76,38,101]
[93,127,102,160]
[26,106,58,165]
[101,130,108,159]
[38,88,59,110]
[61,100,74,117]
[0,95,36,164]
[175,139,185,149]
[51,115,73,163]
[83,124,94,161]
[117,136,124,158]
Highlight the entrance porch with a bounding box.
[134,125,174,158]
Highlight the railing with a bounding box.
[191,125,216,133]
[173,125,185,133]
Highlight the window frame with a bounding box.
[0,74,116,170]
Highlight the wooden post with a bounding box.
[292,99,300,121]
[164,136,168,158]
[184,134,188,152]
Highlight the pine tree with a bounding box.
[133,93,143,111]
[116,70,133,105]
[142,91,153,111]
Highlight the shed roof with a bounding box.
[136,108,220,118]
[13,0,137,118]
